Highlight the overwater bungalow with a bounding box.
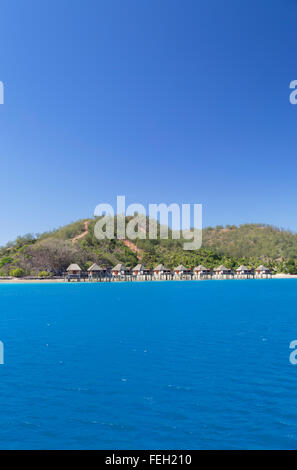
[213,265,233,279]
[193,265,211,279]
[112,264,130,277]
[235,265,254,279]
[66,263,82,280]
[132,264,151,278]
[87,263,103,279]
[153,264,172,280]
[173,264,192,279]
[255,265,272,278]
[174,265,190,275]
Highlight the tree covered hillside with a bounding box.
[202,224,297,260]
[1,219,297,276]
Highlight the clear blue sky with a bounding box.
[0,0,297,244]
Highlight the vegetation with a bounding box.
[9,268,25,278]
[1,218,297,276]
[38,271,49,278]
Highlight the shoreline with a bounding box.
[0,273,297,284]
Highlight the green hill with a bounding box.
[1,219,297,276]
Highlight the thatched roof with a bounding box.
[154,264,170,271]
[194,265,208,271]
[174,264,188,271]
[256,265,269,271]
[66,263,81,271]
[215,265,229,271]
[133,264,147,272]
[88,263,102,272]
[236,265,249,271]
[112,264,129,271]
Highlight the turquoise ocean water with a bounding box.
[0,279,297,449]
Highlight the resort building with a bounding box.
[62,261,273,283]
[87,263,103,279]
[235,265,254,279]
[213,265,233,279]
[255,265,272,278]
[193,265,211,279]
[174,265,190,275]
[173,264,192,279]
[153,264,172,280]
[112,264,130,277]
[66,263,82,280]
[132,264,151,278]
